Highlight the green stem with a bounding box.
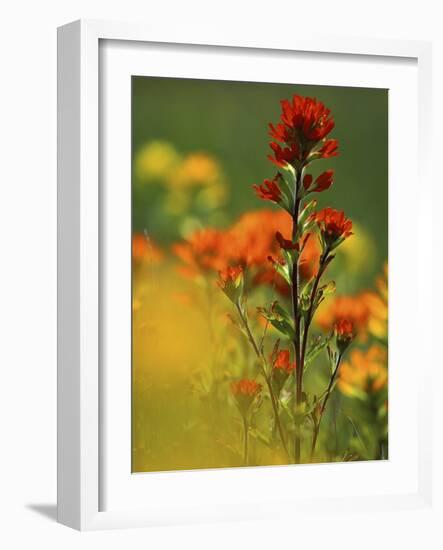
[243,416,249,466]
[310,352,343,460]
[292,171,302,463]
[299,251,331,379]
[235,303,291,462]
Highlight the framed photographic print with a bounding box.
[57,20,434,531]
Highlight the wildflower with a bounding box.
[268,95,337,166]
[268,142,300,168]
[170,152,223,188]
[271,349,296,393]
[218,265,244,302]
[312,207,353,250]
[132,233,163,264]
[275,231,299,251]
[318,139,339,158]
[172,228,227,277]
[335,319,354,353]
[365,263,388,340]
[311,170,334,193]
[316,294,371,338]
[280,95,335,141]
[253,177,282,203]
[231,379,262,417]
[134,141,181,183]
[338,346,388,398]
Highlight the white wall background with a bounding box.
[0,0,441,547]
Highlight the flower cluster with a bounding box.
[173,209,321,295]
[335,319,354,353]
[231,379,262,417]
[268,95,338,168]
[311,207,353,251]
[338,346,387,397]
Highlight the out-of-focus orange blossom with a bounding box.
[169,152,223,188]
[365,263,388,340]
[316,293,371,338]
[338,345,388,398]
[132,233,164,265]
[171,209,321,296]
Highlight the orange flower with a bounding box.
[271,349,296,392]
[316,294,371,339]
[335,319,354,352]
[217,265,244,301]
[365,263,388,340]
[172,228,227,277]
[338,346,388,397]
[312,207,353,249]
[231,379,262,416]
[272,349,296,373]
[172,209,321,291]
[132,233,163,264]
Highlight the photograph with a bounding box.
[131,77,388,472]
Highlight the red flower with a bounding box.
[311,170,334,193]
[253,176,282,203]
[268,141,300,168]
[271,349,296,392]
[218,265,243,290]
[335,319,354,352]
[275,231,299,251]
[268,95,338,166]
[303,174,313,190]
[319,139,339,158]
[231,379,262,416]
[269,122,293,143]
[279,95,335,142]
[303,170,334,193]
[312,207,353,248]
[272,350,296,373]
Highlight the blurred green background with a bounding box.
[132,76,387,286]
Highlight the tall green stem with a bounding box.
[292,171,302,463]
[235,303,291,462]
[243,416,249,466]
[310,352,343,460]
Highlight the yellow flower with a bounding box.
[338,346,387,398]
[135,141,181,183]
[169,153,224,189]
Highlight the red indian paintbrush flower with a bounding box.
[268,142,301,168]
[303,170,334,194]
[253,176,282,203]
[281,95,335,141]
[268,95,338,165]
[335,319,354,353]
[273,349,296,373]
[271,349,296,393]
[312,207,353,249]
[218,265,244,299]
[319,139,339,158]
[231,379,262,417]
[275,231,299,251]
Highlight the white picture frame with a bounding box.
[57,19,434,531]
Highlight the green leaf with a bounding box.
[304,334,333,368]
[258,302,295,340]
